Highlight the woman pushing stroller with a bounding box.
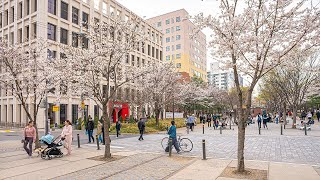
[61,120,73,155]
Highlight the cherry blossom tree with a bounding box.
[261,50,320,127]
[137,62,179,126]
[193,0,320,172]
[0,40,58,148]
[57,17,150,158]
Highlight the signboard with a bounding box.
[114,104,122,108]
[165,112,184,118]
[52,106,59,112]
[81,101,85,109]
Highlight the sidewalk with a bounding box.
[0,145,319,180]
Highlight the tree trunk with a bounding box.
[103,102,111,158]
[155,101,160,126]
[292,106,297,128]
[282,102,287,126]
[33,101,40,148]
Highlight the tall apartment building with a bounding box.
[147,9,207,82]
[0,0,163,128]
[207,62,243,90]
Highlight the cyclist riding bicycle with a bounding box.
[166,121,181,154]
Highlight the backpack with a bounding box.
[258,115,262,121]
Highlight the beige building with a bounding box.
[0,0,162,128]
[147,9,207,82]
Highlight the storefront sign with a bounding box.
[52,106,59,112]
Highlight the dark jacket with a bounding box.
[87,120,94,130]
[116,121,121,130]
[138,121,145,130]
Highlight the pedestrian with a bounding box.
[257,113,262,128]
[167,121,181,154]
[138,118,145,141]
[263,114,268,129]
[116,120,121,138]
[97,120,103,143]
[307,111,313,124]
[213,114,219,129]
[186,114,195,131]
[86,116,95,143]
[207,114,212,127]
[275,113,279,124]
[316,109,320,122]
[301,111,306,120]
[22,121,36,158]
[61,120,72,155]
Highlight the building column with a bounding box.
[68,98,72,122]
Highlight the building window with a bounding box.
[166,46,170,52]
[157,22,161,27]
[137,57,140,67]
[0,13,2,28]
[110,6,115,16]
[165,19,170,25]
[166,55,170,61]
[72,32,78,47]
[176,44,181,49]
[60,28,68,45]
[176,26,181,31]
[72,7,79,24]
[176,35,181,40]
[176,53,181,59]
[166,28,170,34]
[19,2,23,19]
[48,0,56,15]
[171,18,174,23]
[176,16,181,22]
[160,51,163,61]
[126,54,129,64]
[82,36,88,49]
[26,0,30,15]
[102,2,107,14]
[156,49,159,59]
[176,63,181,68]
[11,6,14,23]
[148,45,151,56]
[94,0,99,10]
[47,49,56,59]
[61,1,68,20]
[152,47,155,58]
[47,23,56,41]
[131,55,135,66]
[166,37,170,43]
[26,26,30,41]
[82,12,89,28]
[4,10,8,26]
[18,29,22,43]
[32,23,37,39]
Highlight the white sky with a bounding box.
[117,0,220,71]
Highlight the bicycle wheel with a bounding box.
[179,138,193,152]
[161,137,169,150]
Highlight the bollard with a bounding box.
[230,122,231,130]
[168,138,172,157]
[304,124,307,135]
[96,135,100,150]
[259,127,261,135]
[281,124,283,135]
[284,124,286,129]
[220,126,222,134]
[203,124,204,134]
[202,139,206,160]
[77,134,80,148]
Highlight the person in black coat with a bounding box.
[116,120,121,138]
[86,116,95,143]
[138,118,145,141]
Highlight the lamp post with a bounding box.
[45,87,55,135]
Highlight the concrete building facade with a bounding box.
[0,0,162,128]
[207,62,244,90]
[146,9,207,82]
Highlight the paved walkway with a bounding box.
[0,145,319,180]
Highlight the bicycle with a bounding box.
[161,135,193,152]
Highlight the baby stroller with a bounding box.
[39,134,64,160]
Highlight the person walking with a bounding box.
[138,118,145,141]
[86,116,95,143]
[61,120,73,155]
[116,120,121,138]
[97,120,103,143]
[263,114,268,129]
[316,109,320,122]
[167,121,181,154]
[23,121,36,158]
[257,113,262,128]
[186,114,195,131]
[213,114,218,129]
[207,114,212,127]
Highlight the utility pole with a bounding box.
[45,91,48,135]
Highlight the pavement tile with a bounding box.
[269,162,320,180]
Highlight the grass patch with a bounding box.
[109,118,186,134]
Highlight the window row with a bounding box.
[164,16,181,25]
[165,26,181,34]
[166,44,181,52]
[165,35,181,43]
[1,23,37,45]
[165,53,181,61]
[0,0,37,28]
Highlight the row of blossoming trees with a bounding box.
[193,0,320,173]
[0,16,225,158]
